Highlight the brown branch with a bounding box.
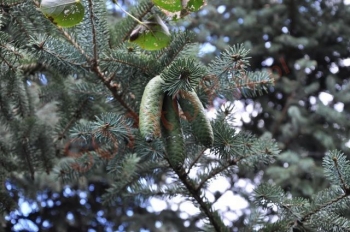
[87,0,98,62]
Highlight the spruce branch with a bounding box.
[102,154,142,205]
[195,159,238,192]
[155,31,196,68]
[300,188,349,224]
[186,148,206,174]
[87,0,99,62]
[226,71,274,98]
[161,58,207,96]
[90,64,139,125]
[11,11,32,42]
[333,155,349,191]
[31,1,88,58]
[12,73,31,117]
[172,166,229,232]
[0,53,15,71]
[21,136,35,180]
[75,0,139,124]
[0,38,24,58]
[29,35,88,70]
[208,44,274,99]
[101,53,151,74]
[55,98,90,142]
[90,112,134,150]
[19,62,47,75]
[41,1,139,124]
[59,29,89,59]
[208,44,251,77]
[323,150,350,190]
[0,88,13,123]
[85,0,139,122]
[255,151,350,231]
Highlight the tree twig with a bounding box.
[186,148,206,174]
[173,166,228,232]
[196,159,237,192]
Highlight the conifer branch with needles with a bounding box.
[55,98,90,142]
[254,150,350,231]
[186,148,206,174]
[2,0,330,230]
[173,166,229,232]
[47,1,140,124]
[195,159,238,192]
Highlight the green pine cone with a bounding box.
[162,95,185,168]
[178,90,214,147]
[139,75,165,142]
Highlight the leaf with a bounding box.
[187,0,205,12]
[40,0,85,28]
[129,24,171,51]
[152,0,182,13]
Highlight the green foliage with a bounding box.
[161,58,207,96]
[1,0,349,231]
[0,0,277,230]
[184,0,350,230]
[208,44,273,100]
[254,151,350,231]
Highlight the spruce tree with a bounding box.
[1,0,350,232]
[188,0,350,231]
